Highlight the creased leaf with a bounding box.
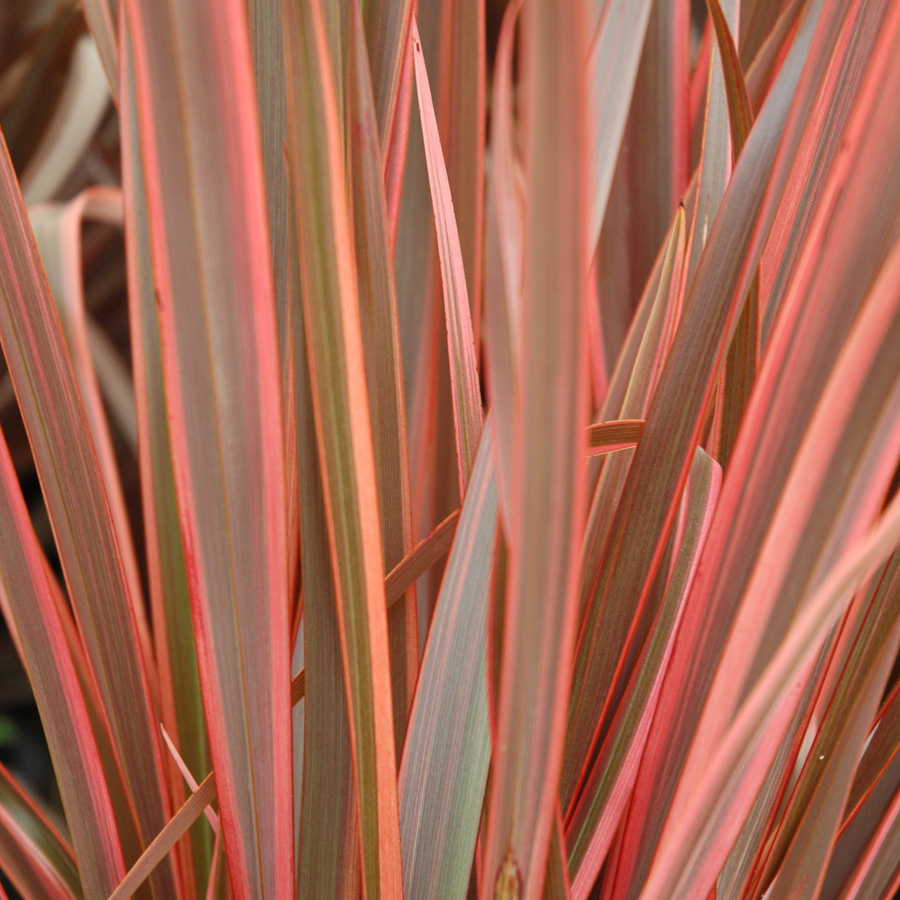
[412,20,483,492]
[585,420,645,455]
[364,0,414,144]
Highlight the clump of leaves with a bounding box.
[0,1,898,900]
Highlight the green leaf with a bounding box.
[294,209,360,900]
[398,422,496,900]
[283,1,403,897]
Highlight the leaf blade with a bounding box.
[412,21,484,492]
[283,1,403,897]
[398,422,497,900]
[124,0,294,895]
[483,1,590,897]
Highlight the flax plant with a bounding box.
[0,1,898,900]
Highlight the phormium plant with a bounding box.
[0,0,898,899]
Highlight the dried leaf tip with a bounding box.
[494,848,522,900]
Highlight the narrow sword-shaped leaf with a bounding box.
[684,0,738,284]
[585,0,656,251]
[108,667,306,900]
[706,0,759,467]
[30,190,153,698]
[0,118,178,898]
[412,20,483,492]
[0,760,80,900]
[120,24,211,896]
[841,680,900,832]
[567,449,721,900]
[124,0,293,896]
[833,788,900,900]
[823,680,900,900]
[638,205,900,900]
[482,0,589,896]
[347,2,418,754]
[282,1,403,898]
[563,206,687,810]
[160,727,218,833]
[673,0,900,812]
[384,32,414,240]
[758,0,889,346]
[586,420,645,455]
[607,4,896,896]
[435,0,486,338]
[562,0,836,864]
[106,777,217,900]
[597,183,695,428]
[764,558,900,900]
[482,0,522,540]
[0,424,124,900]
[390,9,443,563]
[579,208,687,645]
[741,0,795,64]
[706,0,754,154]
[245,0,290,344]
[385,508,460,606]
[363,0,414,144]
[398,422,496,900]
[245,0,301,618]
[80,0,118,100]
[293,214,360,900]
[700,640,827,900]
[202,833,226,900]
[744,0,807,112]
[595,0,689,342]
[541,811,572,900]
[637,482,900,900]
